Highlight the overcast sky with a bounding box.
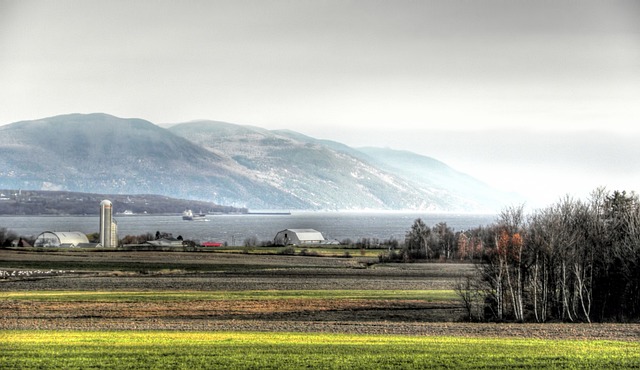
[1,0,639,209]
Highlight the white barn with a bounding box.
[34,231,90,248]
[274,229,325,246]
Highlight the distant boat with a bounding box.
[182,209,207,221]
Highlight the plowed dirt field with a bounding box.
[2,249,639,340]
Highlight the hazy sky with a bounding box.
[1,0,639,209]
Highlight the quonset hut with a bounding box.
[273,229,325,246]
[34,231,90,248]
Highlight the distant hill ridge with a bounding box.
[0,189,245,216]
[0,113,521,212]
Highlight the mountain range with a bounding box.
[0,113,522,212]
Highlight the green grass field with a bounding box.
[2,331,638,369]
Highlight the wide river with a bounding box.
[1,212,497,245]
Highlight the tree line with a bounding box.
[396,188,640,322]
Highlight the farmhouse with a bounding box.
[146,238,184,247]
[34,231,92,248]
[274,229,325,246]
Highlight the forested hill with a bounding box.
[0,190,246,215]
[0,113,524,212]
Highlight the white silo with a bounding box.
[99,200,116,247]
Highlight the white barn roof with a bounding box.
[274,229,325,245]
[34,231,90,248]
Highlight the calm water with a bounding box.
[0,212,496,245]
